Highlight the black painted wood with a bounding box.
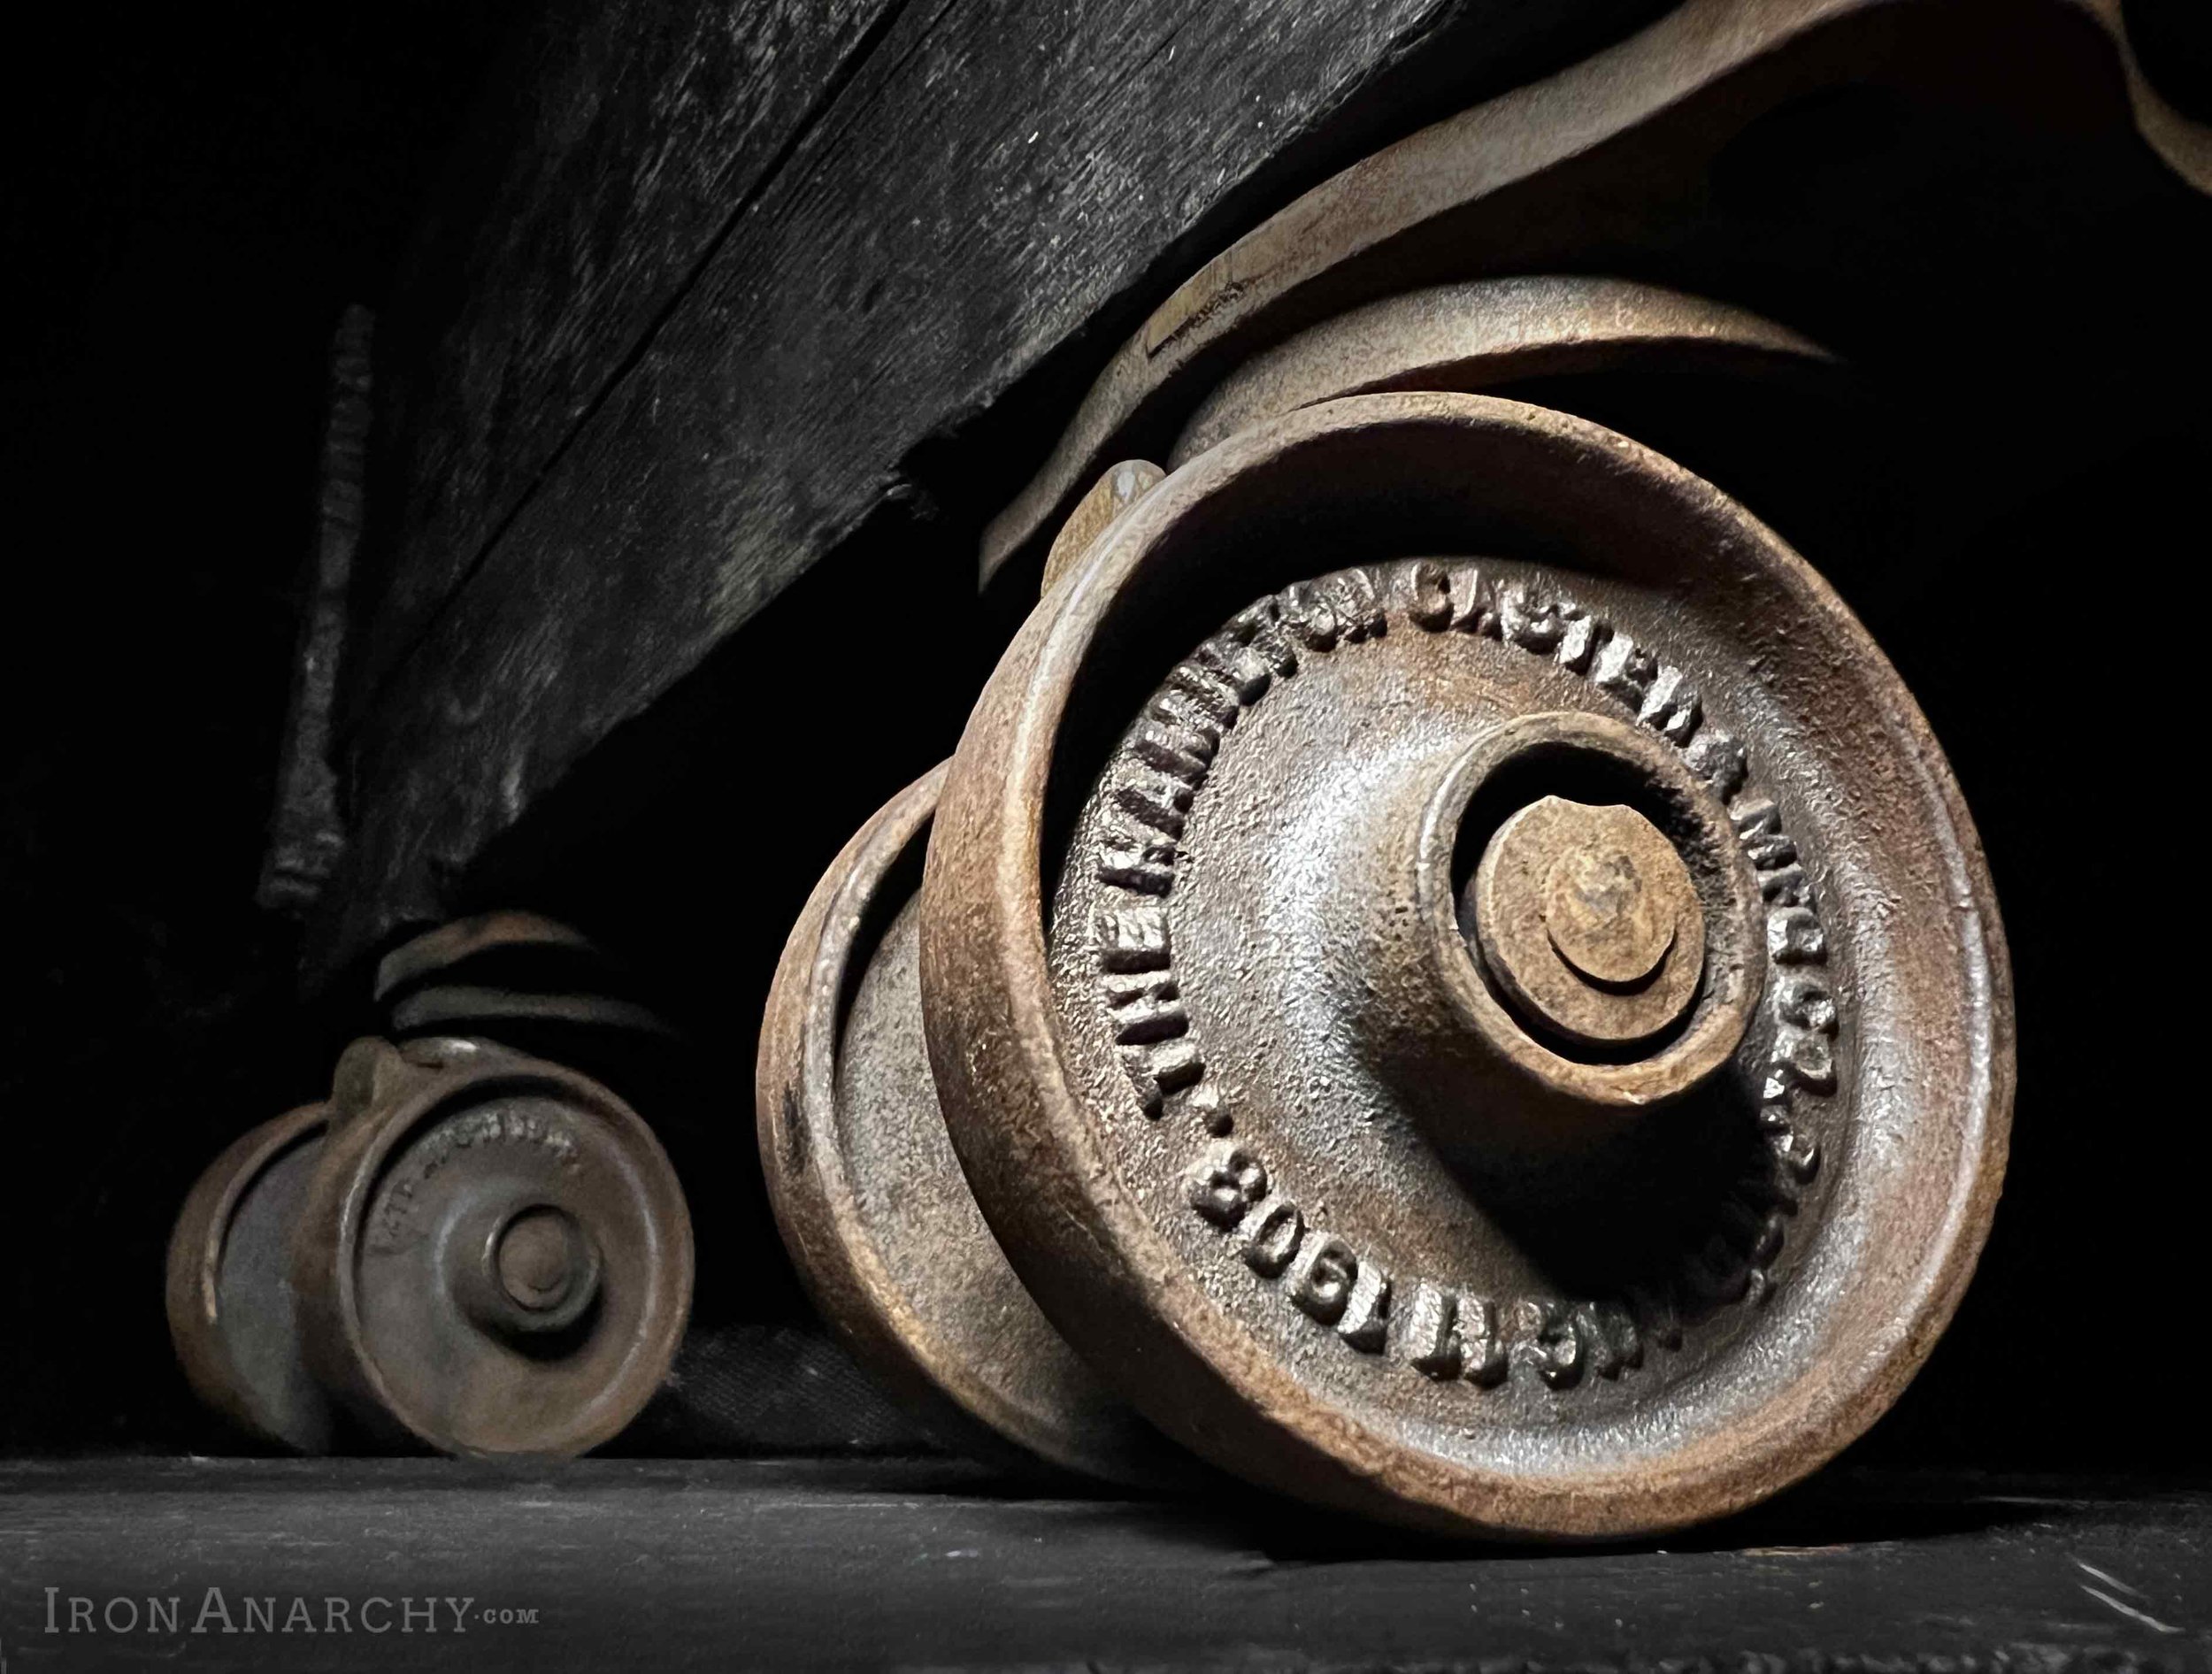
[327,0,1667,964]
[2,1463,2205,1670]
[355,0,902,707]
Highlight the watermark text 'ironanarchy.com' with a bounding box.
[39,1589,540,1635]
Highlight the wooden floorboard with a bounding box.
[2,1461,2206,1669]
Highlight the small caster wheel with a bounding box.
[758,767,1172,1485]
[293,1036,694,1457]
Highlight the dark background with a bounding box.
[1,4,526,1447]
[4,0,2210,1484]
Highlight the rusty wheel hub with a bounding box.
[921,389,2012,1537]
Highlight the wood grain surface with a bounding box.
[354,0,902,704]
[1,1461,2204,1670]
[327,0,1665,963]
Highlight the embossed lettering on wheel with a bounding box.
[922,391,2012,1538]
[1056,557,1825,1398]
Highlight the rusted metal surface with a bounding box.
[373,910,680,1101]
[979,0,2212,587]
[165,1102,337,1453]
[923,389,2011,1538]
[1479,798,1704,1045]
[2085,0,2212,188]
[172,1035,692,1458]
[1461,721,1741,1064]
[294,1035,693,1458]
[173,905,695,1457]
[757,767,1171,1485]
[373,910,599,999]
[386,986,678,1040]
[1170,277,1836,467]
[1041,462,1167,596]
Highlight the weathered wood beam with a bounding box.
[326,0,1670,964]
[356,0,907,706]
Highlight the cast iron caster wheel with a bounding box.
[921,389,2012,1539]
[758,765,1175,1486]
[290,1036,694,1458]
[166,1102,339,1452]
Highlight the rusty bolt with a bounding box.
[494,1206,601,1321]
[1471,796,1704,1048]
[449,1196,608,1343]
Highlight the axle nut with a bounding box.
[1477,796,1701,1042]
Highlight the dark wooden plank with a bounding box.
[3,1463,2207,1670]
[327,0,1668,960]
[354,0,903,705]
